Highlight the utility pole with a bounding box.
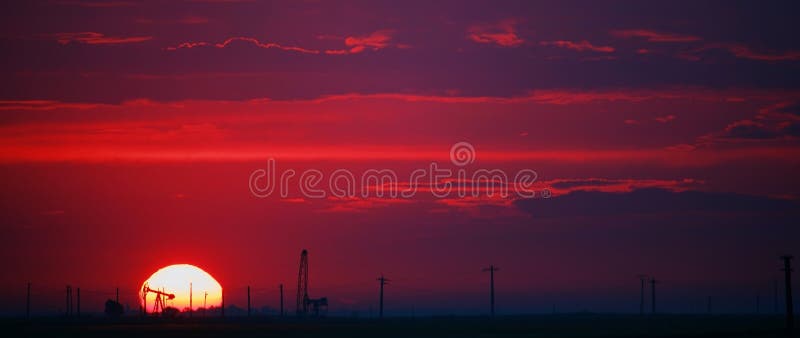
[189,283,193,318]
[247,286,251,317]
[377,274,390,318]
[26,282,30,319]
[204,291,208,318]
[781,255,794,333]
[77,288,80,317]
[280,284,284,317]
[650,278,658,314]
[638,275,647,315]
[483,265,499,317]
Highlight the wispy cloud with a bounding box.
[654,115,676,123]
[467,19,524,47]
[540,40,614,53]
[681,43,800,62]
[610,29,701,42]
[167,30,398,55]
[52,32,152,45]
[165,36,319,54]
[178,16,210,25]
[54,0,137,7]
[324,30,398,55]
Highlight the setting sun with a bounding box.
[141,264,222,312]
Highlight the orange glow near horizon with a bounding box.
[141,264,223,311]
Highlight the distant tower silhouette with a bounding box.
[116,287,119,304]
[189,282,193,318]
[781,255,794,333]
[377,274,390,318]
[247,286,251,317]
[297,249,309,316]
[483,265,499,317]
[76,288,80,317]
[279,284,284,317]
[203,291,208,317]
[637,275,648,315]
[650,278,658,314]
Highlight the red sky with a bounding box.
[1,0,799,316]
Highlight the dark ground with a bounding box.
[4,315,798,337]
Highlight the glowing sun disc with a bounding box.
[141,264,222,311]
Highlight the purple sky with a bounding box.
[0,0,799,316]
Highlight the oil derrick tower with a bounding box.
[297,250,309,315]
[296,249,328,317]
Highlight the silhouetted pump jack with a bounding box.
[141,283,175,316]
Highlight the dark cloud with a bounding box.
[777,102,800,116]
[721,120,778,140]
[514,188,798,218]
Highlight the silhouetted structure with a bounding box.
[377,274,390,318]
[297,249,309,315]
[203,291,208,318]
[189,282,193,318]
[76,288,80,317]
[141,283,175,316]
[104,299,124,317]
[781,255,794,333]
[650,278,658,314]
[637,275,647,315]
[247,286,251,316]
[296,249,328,316]
[483,265,499,317]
